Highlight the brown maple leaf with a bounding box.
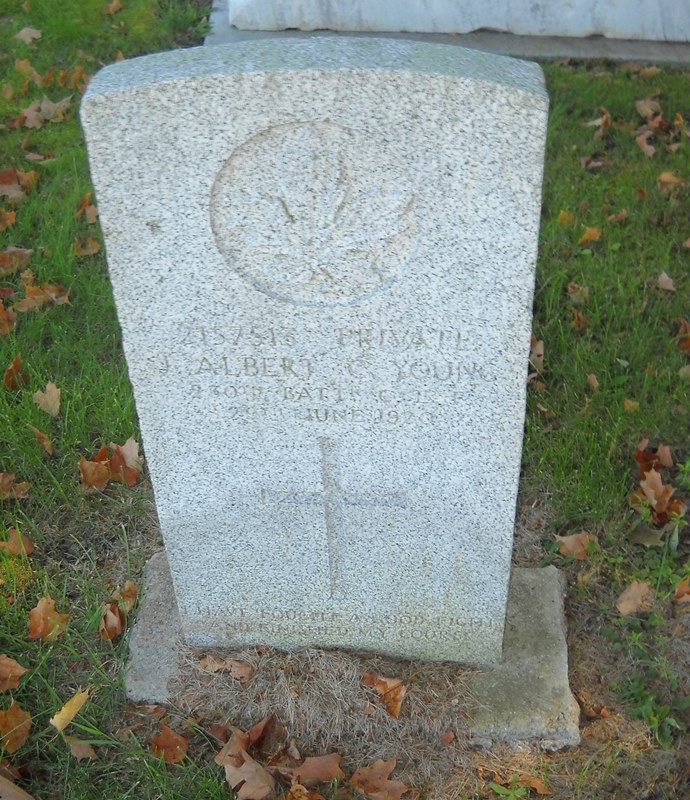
[14,27,41,44]
[3,354,29,390]
[27,596,69,641]
[112,580,138,612]
[634,438,673,477]
[0,700,31,753]
[0,303,17,335]
[65,735,97,761]
[554,531,597,560]
[73,237,100,256]
[674,577,690,605]
[0,474,30,500]
[578,226,601,246]
[49,689,89,733]
[290,753,345,787]
[223,749,275,800]
[349,758,410,800]
[0,528,34,557]
[361,672,407,718]
[0,209,16,230]
[33,382,60,416]
[99,601,125,640]
[616,580,654,616]
[29,425,53,454]
[0,655,28,692]
[151,720,188,764]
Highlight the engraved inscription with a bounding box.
[261,437,406,598]
[210,123,416,306]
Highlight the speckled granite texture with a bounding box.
[226,0,690,41]
[81,38,548,664]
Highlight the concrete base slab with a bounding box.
[206,0,690,64]
[125,554,580,751]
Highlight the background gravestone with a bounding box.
[81,38,548,665]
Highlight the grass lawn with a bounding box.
[1,1,689,797]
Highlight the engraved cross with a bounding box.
[262,437,407,598]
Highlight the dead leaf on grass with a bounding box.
[657,271,675,291]
[65,735,96,761]
[624,399,640,412]
[567,282,589,304]
[50,689,89,733]
[674,577,690,605]
[33,382,60,416]
[0,474,30,500]
[0,528,34,557]
[99,602,125,640]
[579,226,601,246]
[0,774,35,800]
[616,580,653,615]
[607,208,628,222]
[0,303,16,335]
[112,580,138,612]
[223,749,275,800]
[14,28,41,44]
[586,373,599,390]
[361,672,407,718]
[555,530,597,560]
[0,699,31,753]
[0,655,28,692]
[290,753,344,787]
[27,596,69,640]
[557,209,574,226]
[73,237,100,256]
[151,720,188,764]
[349,758,410,800]
[3,354,29,390]
[29,425,53,455]
[198,655,254,684]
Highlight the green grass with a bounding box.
[1,4,690,797]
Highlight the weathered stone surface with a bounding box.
[126,555,580,750]
[81,38,547,664]
[226,0,690,42]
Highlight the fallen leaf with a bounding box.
[635,132,656,158]
[13,28,41,44]
[112,580,138,612]
[361,672,407,718]
[677,319,690,353]
[634,438,673,476]
[674,577,690,605]
[607,208,628,222]
[554,530,597,560]
[0,655,28,692]
[27,596,69,640]
[579,227,601,246]
[586,373,599,389]
[73,237,100,256]
[224,749,275,799]
[16,282,70,312]
[78,455,110,491]
[657,171,685,195]
[0,210,16,230]
[0,172,26,203]
[198,656,254,684]
[0,774,35,800]
[29,425,53,455]
[0,247,32,277]
[581,153,609,172]
[441,730,455,745]
[567,282,589,305]
[0,303,17,335]
[0,700,31,753]
[3,354,29,391]
[65,735,97,761]
[571,307,589,330]
[624,399,640,412]
[616,580,653,615]
[50,689,89,733]
[108,437,143,486]
[575,692,610,721]
[105,0,123,14]
[151,721,188,764]
[349,758,410,800]
[629,523,667,547]
[33,382,60,416]
[557,209,574,226]
[247,714,274,752]
[291,754,345,787]
[0,474,30,501]
[0,528,34,557]
[280,786,326,800]
[99,602,125,640]
[518,773,551,795]
[529,334,544,372]
[636,96,662,120]
[657,271,675,291]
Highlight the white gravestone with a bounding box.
[226,0,690,42]
[81,38,547,664]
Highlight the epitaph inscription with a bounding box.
[210,122,416,305]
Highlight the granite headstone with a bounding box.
[81,38,548,664]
